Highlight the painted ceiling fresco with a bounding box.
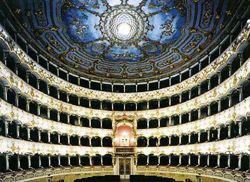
[3,0,241,81]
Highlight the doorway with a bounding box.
[119,157,132,179]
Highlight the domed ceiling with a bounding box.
[2,0,242,82]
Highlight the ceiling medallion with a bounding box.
[61,0,186,62]
[100,5,148,45]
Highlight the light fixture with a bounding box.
[117,23,131,37]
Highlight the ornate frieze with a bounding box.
[0,135,249,156]
[136,135,250,155]
[0,99,112,137]
[0,136,113,156]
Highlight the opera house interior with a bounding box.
[0,0,250,181]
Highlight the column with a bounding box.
[27,155,31,169]
[5,154,9,171]
[198,85,201,95]
[58,134,61,144]
[67,115,70,124]
[188,155,191,166]
[78,136,81,146]
[239,87,243,102]
[179,155,182,166]
[207,130,210,142]
[227,154,231,168]
[37,104,40,116]
[66,93,69,103]
[17,154,21,169]
[158,156,160,165]
[38,130,41,142]
[207,155,210,167]
[89,137,92,146]
[15,94,19,107]
[157,137,160,147]
[218,72,221,84]
[47,108,50,119]
[208,79,211,90]
[3,86,8,101]
[179,135,182,145]
[238,154,242,170]
[90,156,93,166]
[78,96,81,106]
[228,125,231,138]
[68,155,71,166]
[67,135,70,145]
[78,155,81,166]
[47,84,50,95]
[228,65,232,76]
[48,155,51,167]
[38,155,42,168]
[147,155,149,165]
[169,155,171,165]
[217,154,221,168]
[218,100,221,112]
[4,120,8,137]
[198,155,201,166]
[16,124,20,138]
[198,132,201,143]
[57,112,60,122]
[37,79,40,90]
[239,53,243,66]
[208,105,211,116]
[188,89,191,100]
[101,156,103,166]
[188,134,191,144]
[26,72,30,83]
[26,100,30,112]
[48,132,51,143]
[228,95,232,107]
[135,155,137,166]
[217,127,221,140]
[179,115,182,124]
[188,112,191,122]
[58,156,61,166]
[198,109,201,119]
[238,122,242,136]
[27,128,30,140]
